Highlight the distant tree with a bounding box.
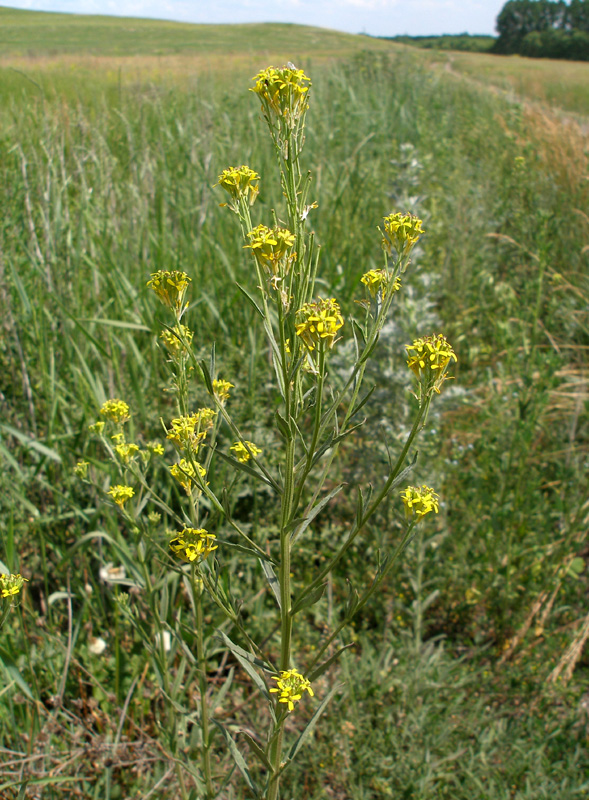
[566,0,589,31]
[494,0,589,58]
[495,0,567,52]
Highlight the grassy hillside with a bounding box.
[0,6,390,58]
[446,49,589,116]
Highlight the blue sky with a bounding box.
[1,0,504,37]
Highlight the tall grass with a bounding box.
[1,47,588,797]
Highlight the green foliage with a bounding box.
[0,33,588,798]
[494,0,589,59]
[382,34,496,53]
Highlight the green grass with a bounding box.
[0,12,588,799]
[0,6,391,58]
[441,49,589,116]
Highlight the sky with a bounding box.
[1,0,505,37]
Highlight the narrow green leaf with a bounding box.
[291,484,345,544]
[285,683,341,765]
[308,644,355,682]
[215,449,278,491]
[349,385,376,420]
[213,720,259,794]
[260,560,281,609]
[291,582,326,615]
[219,632,273,701]
[235,282,264,319]
[0,647,34,699]
[0,424,61,463]
[239,731,273,772]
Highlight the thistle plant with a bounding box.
[84,64,456,799]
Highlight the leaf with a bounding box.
[291,582,326,616]
[284,683,341,765]
[239,731,273,772]
[349,385,376,420]
[0,424,61,463]
[260,560,281,609]
[308,643,356,682]
[0,646,34,699]
[290,485,345,545]
[567,557,585,578]
[198,358,214,395]
[274,410,291,440]
[213,720,259,795]
[211,666,234,710]
[215,449,278,492]
[221,540,276,565]
[235,282,265,319]
[219,632,273,702]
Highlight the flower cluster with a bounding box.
[160,324,193,356]
[147,270,191,317]
[170,458,206,494]
[230,441,262,463]
[107,484,135,507]
[74,460,89,478]
[100,399,130,425]
[114,442,139,464]
[406,333,457,395]
[360,269,401,300]
[0,573,27,599]
[400,485,440,520]
[245,224,296,276]
[213,379,234,403]
[382,212,425,257]
[166,409,216,453]
[270,669,314,712]
[169,527,218,563]
[217,165,260,208]
[251,65,311,127]
[295,298,344,351]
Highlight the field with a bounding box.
[1,7,588,799]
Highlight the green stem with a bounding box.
[193,569,214,799]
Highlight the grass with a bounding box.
[441,49,589,116]
[0,9,588,799]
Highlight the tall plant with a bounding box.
[83,64,456,799]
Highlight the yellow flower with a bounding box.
[0,573,27,599]
[245,224,296,275]
[114,443,139,464]
[213,379,234,403]
[146,441,165,456]
[251,65,311,125]
[74,460,89,478]
[88,420,105,434]
[107,484,135,507]
[382,212,425,257]
[170,458,206,494]
[167,409,216,452]
[147,270,191,316]
[100,399,130,424]
[169,527,218,563]
[269,669,314,712]
[406,333,457,394]
[230,441,262,463]
[360,269,401,299]
[160,324,193,355]
[400,485,439,520]
[216,165,260,207]
[295,298,344,351]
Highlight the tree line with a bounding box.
[494,0,589,60]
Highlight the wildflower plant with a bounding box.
[85,64,456,800]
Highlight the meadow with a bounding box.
[0,7,588,799]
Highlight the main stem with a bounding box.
[194,571,214,799]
